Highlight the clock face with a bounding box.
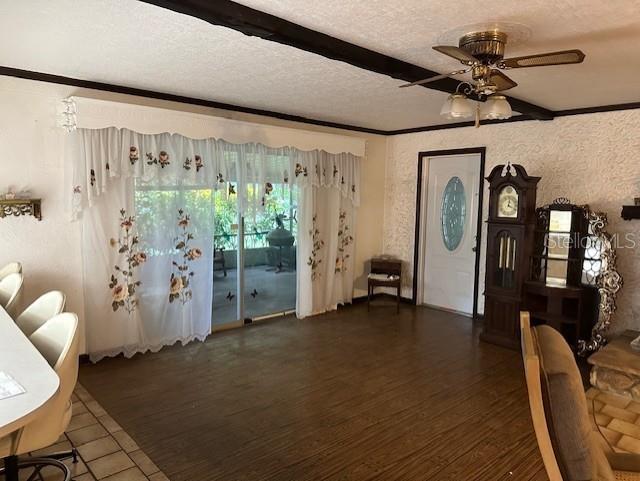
[498,186,519,218]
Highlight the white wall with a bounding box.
[384,110,640,333]
[0,76,387,353]
[0,79,86,344]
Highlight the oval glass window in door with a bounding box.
[441,176,466,251]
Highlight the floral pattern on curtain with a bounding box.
[169,209,202,304]
[108,208,146,313]
[69,127,361,360]
[69,128,360,221]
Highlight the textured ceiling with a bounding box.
[0,0,637,132]
[0,0,459,131]
[236,0,640,111]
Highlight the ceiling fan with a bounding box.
[400,30,585,123]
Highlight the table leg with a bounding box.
[3,455,19,481]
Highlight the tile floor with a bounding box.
[18,383,170,481]
[588,387,640,454]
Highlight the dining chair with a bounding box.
[520,311,640,481]
[0,272,24,317]
[0,261,21,280]
[0,313,80,481]
[15,290,66,336]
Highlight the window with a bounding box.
[441,176,466,251]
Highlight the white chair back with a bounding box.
[0,272,24,317]
[16,313,79,455]
[16,290,66,337]
[0,261,22,280]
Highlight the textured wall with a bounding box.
[384,110,640,333]
[0,79,86,344]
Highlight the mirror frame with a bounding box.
[577,206,624,355]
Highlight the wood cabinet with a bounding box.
[523,281,598,348]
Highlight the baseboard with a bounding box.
[351,293,413,305]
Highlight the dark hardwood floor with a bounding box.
[79,302,548,481]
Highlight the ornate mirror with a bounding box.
[578,207,623,354]
[530,198,622,354]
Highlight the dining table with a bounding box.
[0,304,59,481]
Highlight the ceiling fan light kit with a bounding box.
[481,95,512,120]
[441,90,512,124]
[403,28,586,127]
[440,92,474,120]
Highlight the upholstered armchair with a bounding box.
[520,311,640,481]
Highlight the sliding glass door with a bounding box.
[242,183,297,320]
[212,182,297,327]
[212,188,238,326]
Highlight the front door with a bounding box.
[419,153,481,315]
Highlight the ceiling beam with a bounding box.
[139,0,554,121]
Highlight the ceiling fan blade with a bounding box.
[398,68,470,88]
[499,49,585,69]
[489,70,518,91]
[432,45,478,65]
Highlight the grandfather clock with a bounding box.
[481,163,540,349]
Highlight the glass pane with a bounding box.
[441,176,466,251]
[582,234,603,286]
[494,232,516,289]
[533,257,547,283]
[582,259,602,285]
[547,232,570,260]
[243,183,298,319]
[212,189,238,326]
[498,185,518,218]
[549,210,572,232]
[133,182,215,329]
[546,259,568,286]
[584,236,602,260]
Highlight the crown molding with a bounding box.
[1,66,638,137]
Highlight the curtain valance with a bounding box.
[64,96,366,156]
[68,127,362,219]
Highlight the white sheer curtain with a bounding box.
[69,127,361,361]
[297,186,356,317]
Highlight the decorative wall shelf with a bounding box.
[0,199,42,221]
[621,205,640,220]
